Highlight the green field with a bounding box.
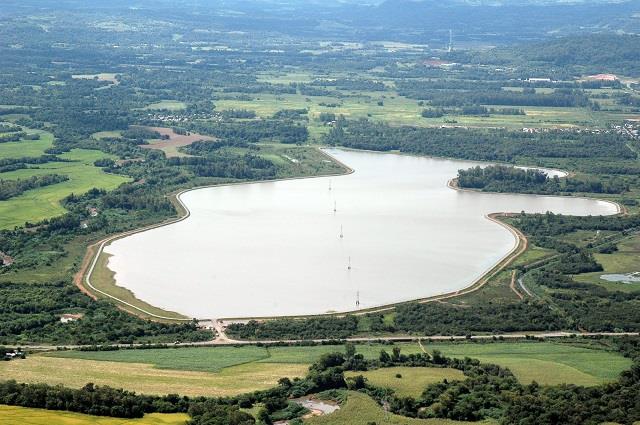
[305,391,495,425]
[424,341,631,386]
[0,355,307,397]
[144,100,187,111]
[0,129,130,229]
[46,343,422,372]
[575,234,640,292]
[1,338,632,411]
[345,367,465,397]
[0,405,188,425]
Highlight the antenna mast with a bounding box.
[448,29,453,53]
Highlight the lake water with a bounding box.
[104,149,618,318]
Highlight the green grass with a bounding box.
[305,391,494,425]
[1,355,307,397]
[424,341,631,386]
[509,244,555,268]
[0,405,188,425]
[345,367,465,397]
[48,346,270,373]
[46,341,631,387]
[574,234,640,292]
[144,100,187,111]
[0,137,130,228]
[47,343,422,372]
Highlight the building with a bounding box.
[527,77,552,83]
[60,313,83,324]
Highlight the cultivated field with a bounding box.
[345,367,465,397]
[138,126,215,158]
[24,341,631,398]
[0,356,307,397]
[0,405,188,425]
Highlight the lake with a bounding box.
[104,149,618,318]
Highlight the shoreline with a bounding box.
[79,147,622,324]
[77,147,354,322]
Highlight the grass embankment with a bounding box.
[0,405,188,425]
[305,391,496,425]
[345,367,465,397]
[0,129,129,229]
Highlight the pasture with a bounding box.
[345,367,465,397]
[574,234,640,293]
[46,343,422,371]
[35,340,632,398]
[0,356,307,397]
[144,100,187,111]
[0,130,129,229]
[305,391,495,425]
[425,341,631,386]
[0,405,188,425]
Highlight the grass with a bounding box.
[574,233,640,292]
[0,405,188,425]
[424,341,632,386]
[47,343,422,371]
[345,367,465,397]
[87,252,190,320]
[48,346,270,373]
[0,356,307,397]
[305,391,495,425]
[0,130,130,229]
[144,100,187,111]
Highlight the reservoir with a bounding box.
[104,149,618,318]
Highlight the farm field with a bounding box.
[305,391,495,425]
[345,367,465,397]
[0,129,129,229]
[46,343,422,371]
[0,405,188,425]
[0,356,307,397]
[425,341,632,386]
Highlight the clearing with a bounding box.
[138,126,214,158]
[305,391,495,425]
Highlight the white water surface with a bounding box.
[105,149,617,318]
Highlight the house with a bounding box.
[88,207,99,217]
[527,77,552,83]
[60,313,83,323]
